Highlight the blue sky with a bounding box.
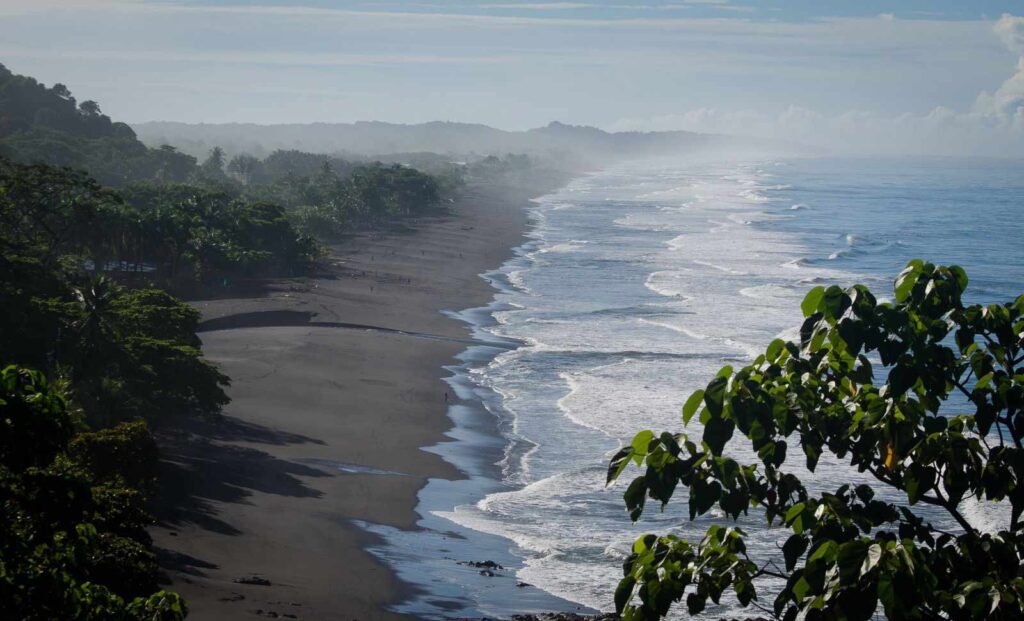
[1,1,1023,153]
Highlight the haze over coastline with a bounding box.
[2,2,1024,156]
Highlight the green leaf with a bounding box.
[735,578,755,607]
[949,265,968,292]
[821,286,847,319]
[799,314,820,349]
[686,592,706,615]
[783,534,808,571]
[632,533,656,555]
[624,477,648,522]
[785,502,806,524]
[793,576,811,602]
[837,541,867,584]
[615,576,637,613]
[607,446,634,485]
[808,540,837,563]
[703,376,728,417]
[905,469,920,504]
[682,389,705,425]
[702,414,734,456]
[887,363,916,397]
[689,477,722,518]
[801,436,822,471]
[631,430,655,459]
[894,261,922,302]
[801,286,825,317]
[878,573,896,611]
[861,543,882,577]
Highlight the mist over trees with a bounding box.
[132,119,774,165]
[0,64,518,251]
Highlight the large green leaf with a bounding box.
[682,389,704,425]
[801,286,825,317]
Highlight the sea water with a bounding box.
[367,156,1024,619]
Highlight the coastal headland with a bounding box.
[150,181,552,620]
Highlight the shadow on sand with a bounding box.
[151,414,331,575]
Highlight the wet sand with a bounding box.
[150,183,547,620]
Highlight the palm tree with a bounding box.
[74,275,121,348]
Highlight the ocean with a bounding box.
[364,156,1024,619]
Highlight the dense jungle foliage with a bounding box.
[0,62,456,245]
[0,66,445,619]
[0,63,196,187]
[0,64,550,619]
[0,162,215,618]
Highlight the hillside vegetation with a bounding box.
[0,65,516,619]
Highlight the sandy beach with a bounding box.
[150,182,548,620]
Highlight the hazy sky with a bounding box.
[1,0,1023,153]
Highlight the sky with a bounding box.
[1,0,1023,154]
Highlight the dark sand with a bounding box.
[151,184,544,620]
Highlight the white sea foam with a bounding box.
[644,270,692,299]
[739,189,770,202]
[961,496,1011,534]
[637,317,708,341]
[437,158,890,618]
[506,268,534,294]
[693,259,748,275]
[539,240,588,254]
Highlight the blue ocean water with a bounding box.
[369,156,1024,619]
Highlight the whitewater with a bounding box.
[367,155,1024,619]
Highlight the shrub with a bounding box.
[608,261,1024,620]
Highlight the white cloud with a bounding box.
[607,14,1024,156]
[994,13,1024,55]
[973,14,1024,128]
[0,46,513,66]
[973,58,1024,127]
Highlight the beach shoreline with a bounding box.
[149,179,576,620]
[358,238,600,619]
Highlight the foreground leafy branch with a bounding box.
[608,261,1024,620]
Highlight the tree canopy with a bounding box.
[0,156,240,618]
[608,261,1024,620]
[0,364,187,620]
[0,64,529,619]
[0,63,197,186]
